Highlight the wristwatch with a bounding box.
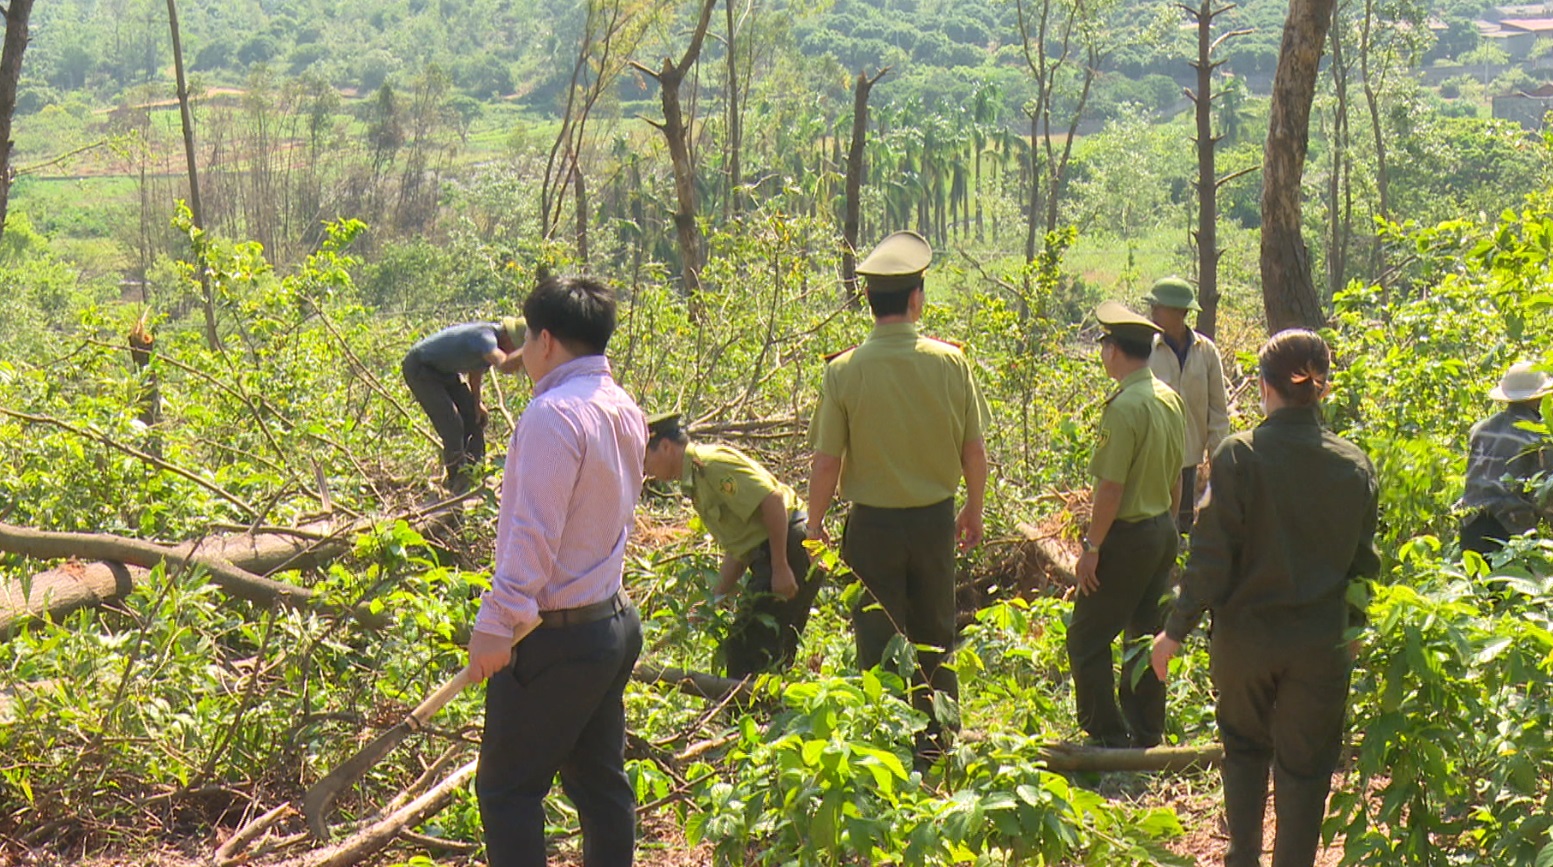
[1083,538,1101,554]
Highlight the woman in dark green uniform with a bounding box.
[1151,329,1380,867]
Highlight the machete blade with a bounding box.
[301,720,414,839]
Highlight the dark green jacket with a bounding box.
[1164,405,1380,646]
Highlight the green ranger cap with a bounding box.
[500,316,527,347]
[1143,277,1201,312]
[647,411,683,439]
[1095,300,1164,345]
[857,230,932,293]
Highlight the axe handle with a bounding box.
[408,667,472,728]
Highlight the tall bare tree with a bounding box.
[1014,0,1109,265]
[1182,0,1252,339]
[1260,0,1333,332]
[166,0,220,351]
[541,0,650,259]
[631,0,719,298]
[0,0,35,242]
[842,67,890,307]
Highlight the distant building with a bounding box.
[1492,82,1553,128]
[1494,18,1553,57]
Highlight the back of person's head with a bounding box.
[1259,328,1331,406]
[522,276,616,356]
[865,278,921,317]
[1106,334,1153,361]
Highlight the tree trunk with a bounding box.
[1185,0,1238,340]
[1260,0,1334,333]
[128,315,162,456]
[0,502,465,635]
[0,0,35,241]
[166,0,221,352]
[0,522,330,632]
[842,68,888,307]
[632,0,718,302]
[574,167,589,265]
[723,0,742,219]
[1326,22,1353,300]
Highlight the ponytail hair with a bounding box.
[1258,329,1331,406]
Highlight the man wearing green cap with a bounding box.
[401,317,525,492]
[1071,300,1185,748]
[644,413,823,678]
[808,230,990,761]
[1145,277,1229,536]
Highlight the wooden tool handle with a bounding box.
[407,667,471,727]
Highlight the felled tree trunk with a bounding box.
[0,522,343,634]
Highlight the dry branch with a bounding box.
[269,758,477,867]
[214,803,296,867]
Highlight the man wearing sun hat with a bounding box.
[402,316,527,492]
[1070,300,1186,748]
[1145,277,1230,536]
[643,411,823,678]
[808,230,990,762]
[1459,360,1553,556]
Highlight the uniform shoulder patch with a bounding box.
[1096,426,1111,450]
[719,476,738,497]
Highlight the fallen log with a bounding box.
[633,664,754,703]
[1033,742,1223,773]
[0,522,319,623]
[0,498,471,636]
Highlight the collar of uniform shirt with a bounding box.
[681,443,702,486]
[532,354,614,397]
[1260,404,1323,428]
[869,321,919,338]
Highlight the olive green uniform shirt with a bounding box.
[1164,405,1380,645]
[683,443,800,561]
[810,322,989,508]
[1090,367,1186,522]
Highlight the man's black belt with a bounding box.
[538,589,628,629]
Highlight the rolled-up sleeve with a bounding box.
[474,404,582,641]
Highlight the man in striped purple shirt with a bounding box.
[467,276,647,867]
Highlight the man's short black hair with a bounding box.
[1103,333,1153,360]
[522,276,616,356]
[865,279,922,318]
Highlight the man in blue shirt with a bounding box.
[402,317,525,492]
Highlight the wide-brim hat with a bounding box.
[1489,361,1553,402]
[500,316,527,348]
[1143,277,1201,312]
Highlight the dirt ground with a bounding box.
[1,779,1353,867]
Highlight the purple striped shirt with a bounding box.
[473,355,647,641]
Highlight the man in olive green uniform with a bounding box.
[644,413,823,679]
[1071,301,1185,748]
[807,231,990,758]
